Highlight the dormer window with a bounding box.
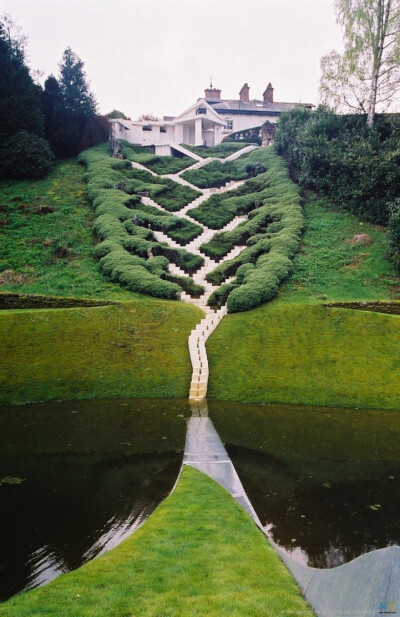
[196,107,207,115]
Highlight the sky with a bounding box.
[2,0,344,119]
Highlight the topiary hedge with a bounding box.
[78,144,204,299]
[198,149,303,312]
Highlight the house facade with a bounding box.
[110,82,313,155]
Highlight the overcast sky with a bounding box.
[2,0,343,119]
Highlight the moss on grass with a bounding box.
[0,466,314,617]
[207,302,400,410]
[0,300,202,404]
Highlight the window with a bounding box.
[142,125,152,131]
[225,120,233,131]
[160,127,167,133]
[196,107,207,115]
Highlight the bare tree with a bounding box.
[320,0,400,126]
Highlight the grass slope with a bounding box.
[0,160,138,301]
[279,196,400,303]
[0,466,314,617]
[0,301,201,404]
[207,303,400,410]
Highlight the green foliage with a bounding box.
[0,16,44,145]
[0,130,55,179]
[121,141,193,174]
[181,146,269,189]
[387,199,400,272]
[275,106,400,224]
[125,166,200,211]
[106,109,130,120]
[182,142,254,158]
[192,149,303,312]
[79,144,204,299]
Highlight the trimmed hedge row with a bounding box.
[201,149,303,312]
[121,141,193,174]
[124,167,201,211]
[78,144,204,299]
[181,142,254,159]
[181,147,266,189]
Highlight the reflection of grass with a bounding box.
[278,198,400,303]
[0,301,201,404]
[208,303,400,409]
[0,398,191,456]
[0,466,314,617]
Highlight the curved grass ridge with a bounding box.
[199,149,304,312]
[78,145,204,300]
[0,466,314,617]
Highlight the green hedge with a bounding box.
[121,141,193,174]
[181,142,254,159]
[78,145,204,299]
[197,149,303,312]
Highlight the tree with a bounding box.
[0,13,44,144]
[45,48,99,157]
[58,47,97,119]
[0,130,55,179]
[320,0,400,126]
[107,109,130,120]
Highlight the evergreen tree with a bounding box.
[46,47,100,157]
[0,15,44,145]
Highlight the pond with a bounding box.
[209,400,400,568]
[0,398,191,601]
[1,398,399,602]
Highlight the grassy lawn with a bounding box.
[0,301,201,404]
[207,302,400,410]
[0,466,314,617]
[278,196,400,303]
[0,159,140,301]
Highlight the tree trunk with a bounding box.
[367,66,379,127]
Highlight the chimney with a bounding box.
[239,83,250,103]
[204,82,221,100]
[263,83,274,104]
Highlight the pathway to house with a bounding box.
[136,145,257,402]
[135,147,400,617]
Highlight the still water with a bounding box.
[209,400,400,568]
[1,398,400,601]
[0,398,191,601]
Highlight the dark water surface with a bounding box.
[0,398,191,601]
[209,400,400,569]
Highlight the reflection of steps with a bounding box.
[188,306,227,401]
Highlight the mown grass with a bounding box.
[278,196,400,303]
[0,466,314,617]
[0,301,201,404]
[0,160,139,301]
[207,303,400,410]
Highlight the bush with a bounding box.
[275,106,400,224]
[0,130,55,179]
[387,199,400,272]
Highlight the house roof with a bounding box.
[207,99,314,115]
[173,98,226,125]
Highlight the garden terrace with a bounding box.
[121,141,194,174]
[181,142,255,159]
[181,146,271,189]
[194,149,303,312]
[79,145,204,300]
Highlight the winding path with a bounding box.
[136,146,255,401]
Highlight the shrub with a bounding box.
[0,130,55,179]
[387,199,400,272]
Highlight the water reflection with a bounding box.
[209,400,400,568]
[0,398,190,601]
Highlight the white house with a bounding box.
[110,82,313,155]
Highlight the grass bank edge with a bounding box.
[0,466,314,617]
[0,300,202,404]
[207,302,400,411]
